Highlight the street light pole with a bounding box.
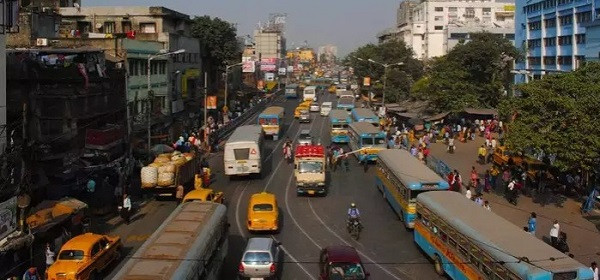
[224,62,243,111]
[367,58,403,108]
[146,49,185,155]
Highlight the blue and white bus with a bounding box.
[347,122,386,162]
[329,109,352,143]
[375,149,449,228]
[415,191,593,280]
[336,95,355,111]
[285,83,299,99]
[351,108,379,125]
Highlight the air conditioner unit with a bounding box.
[36,38,48,46]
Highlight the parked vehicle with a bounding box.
[46,233,122,280]
[141,151,198,197]
[239,237,282,280]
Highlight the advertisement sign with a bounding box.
[287,66,294,73]
[0,197,17,241]
[363,77,371,86]
[261,58,277,65]
[206,96,217,109]
[260,64,277,71]
[278,67,287,76]
[257,80,265,90]
[242,61,256,73]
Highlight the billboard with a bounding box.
[260,64,277,72]
[242,61,256,73]
[278,67,286,76]
[206,96,217,109]
[261,58,278,65]
[363,77,371,86]
[0,197,17,241]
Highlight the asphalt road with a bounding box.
[103,93,443,280]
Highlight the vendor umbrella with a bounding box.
[151,144,174,155]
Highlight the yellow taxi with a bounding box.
[182,188,224,203]
[294,102,311,118]
[247,192,279,233]
[46,233,122,280]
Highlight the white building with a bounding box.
[317,44,338,62]
[383,0,515,59]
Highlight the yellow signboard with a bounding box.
[363,77,371,86]
[503,5,515,11]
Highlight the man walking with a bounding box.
[528,212,537,235]
[590,262,598,280]
[122,194,132,225]
[550,220,560,248]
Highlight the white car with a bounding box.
[320,102,332,116]
[309,102,320,112]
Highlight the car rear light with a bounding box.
[270,263,276,273]
[238,263,245,274]
[247,220,252,226]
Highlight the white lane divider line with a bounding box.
[306,198,411,280]
[271,235,317,280]
[234,181,250,239]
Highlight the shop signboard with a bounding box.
[0,197,17,241]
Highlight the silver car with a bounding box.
[239,237,282,280]
[299,109,311,123]
[297,130,313,146]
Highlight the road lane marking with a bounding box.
[271,235,317,280]
[306,196,411,280]
[234,181,250,238]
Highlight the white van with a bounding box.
[224,125,264,176]
[320,102,333,116]
[303,86,317,102]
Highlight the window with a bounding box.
[505,33,515,40]
[434,26,443,30]
[434,16,444,21]
[90,242,102,257]
[544,18,556,27]
[558,35,572,45]
[449,7,458,12]
[527,39,541,48]
[103,22,115,34]
[576,34,586,44]
[434,7,444,12]
[576,11,592,23]
[559,15,572,26]
[528,56,542,65]
[482,7,491,15]
[448,238,457,247]
[544,37,556,46]
[558,56,572,65]
[465,7,475,18]
[544,56,556,65]
[140,22,157,33]
[528,21,542,30]
[450,33,468,39]
[122,21,132,32]
[458,245,468,257]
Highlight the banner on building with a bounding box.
[242,61,256,73]
[287,66,294,73]
[0,197,17,241]
[206,96,217,109]
[363,77,371,86]
[261,58,278,65]
[257,80,265,90]
[260,64,277,72]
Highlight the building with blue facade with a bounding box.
[515,0,597,83]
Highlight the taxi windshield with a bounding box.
[58,250,85,260]
[329,263,366,280]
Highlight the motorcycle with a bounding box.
[347,219,362,240]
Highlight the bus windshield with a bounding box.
[332,124,348,129]
[374,137,386,148]
[298,161,324,173]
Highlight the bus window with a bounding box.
[448,238,457,247]
[458,245,468,258]
[362,137,374,145]
[439,231,448,242]
[234,148,250,160]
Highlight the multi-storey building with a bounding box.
[379,0,515,59]
[515,0,597,83]
[317,44,338,63]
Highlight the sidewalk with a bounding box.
[427,137,600,266]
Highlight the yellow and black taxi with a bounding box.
[182,188,224,203]
[247,192,279,233]
[46,233,122,280]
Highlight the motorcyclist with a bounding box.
[347,203,361,229]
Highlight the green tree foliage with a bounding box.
[499,62,600,172]
[345,41,423,102]
[191,15,241,70]
[420,32,519,112]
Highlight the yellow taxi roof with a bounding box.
[184,188,213,200]
[60,233,104,251]
[250,192,276,204]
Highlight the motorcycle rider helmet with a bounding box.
[350,203,356,208]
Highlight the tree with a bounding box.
[191,16,241,77]
[345,41,423,102]
[419,32,520,112]
[499,62,600,172]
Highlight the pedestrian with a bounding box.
[528,212,537,235]
[556,231,570,254]
[590,262,599,280]
[176,185,184,204]
[45,243,55,270]
[474,194,484,206]
[550,220,560,248]
[484,170,492,193]
[453,170,463,193]
[470,166,479,189]
[447,172,455,191]
[465,187,473,200]
[507,179,517,205]
[22,267,40,280]
[478,145,487,164]
[475,178,484,196]
[483,200,491,211]
[122,194,132,225]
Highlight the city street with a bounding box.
[101,93,442,279]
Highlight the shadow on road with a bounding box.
[222,234,247,280]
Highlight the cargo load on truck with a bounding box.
[140,151,198,196]
[294,145,327,196]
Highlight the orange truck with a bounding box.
[294,145,327,196]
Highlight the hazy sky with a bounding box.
[84,0,399,56]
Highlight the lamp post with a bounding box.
[367,58,404,108]
[224,62,244,112]
[147,49,185,154]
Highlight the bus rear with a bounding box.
[329,110,351,143]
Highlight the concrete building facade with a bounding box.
[317,44,338,63]
[379,0,515,59]
[254,29,285,60]
[514,0,597,83]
